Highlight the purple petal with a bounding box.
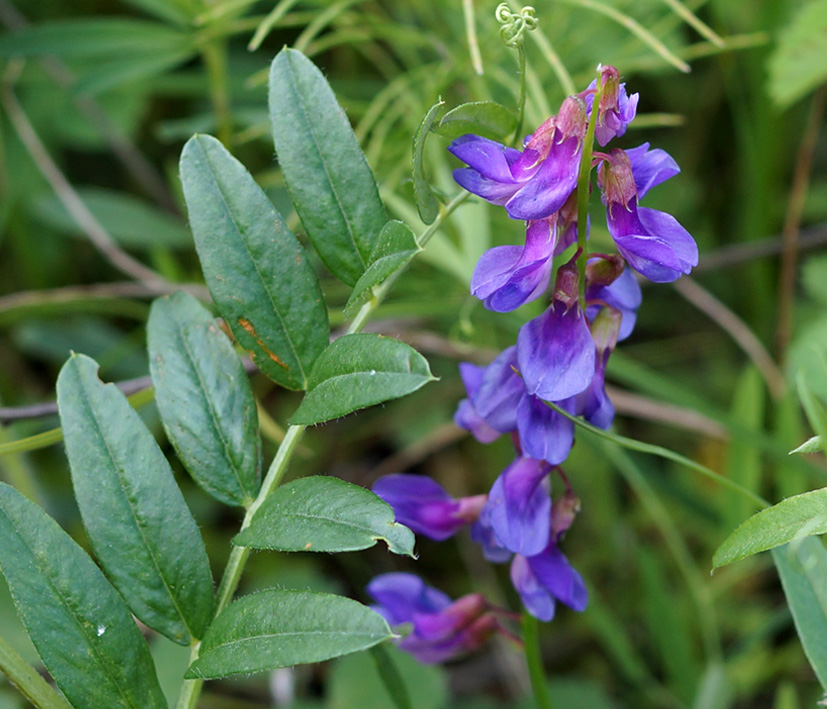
[452,168,522,205]
[510,554,556,621]
[526,546,588,612]
[505,136,581,220]
[517,305,595,401]
[575,352,614,430]
[586,267,642,341]
[516,394,576,465]
[472,346,525,432]
[454,399,501,444]
[486,457,551,557]
[471,505,513,563]
[471,220,556,312]
[607,201,697,282]
[447,134,521,182]
[373,474,465,541]
[367,573,451,625]
[625,143,680,199]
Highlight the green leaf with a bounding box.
[73,49,197,95]
[0,19,191,58]
[790,435,824,454]
[345,221,422,316]
[269,48,387,285]
[33,188,192,250]
[435,100,518,140]
[289,333,435,425]
[768,0,827,107]
[772,537,827,689]
[180,134,328,390]
[0,483,166,708]
[713,488,827,568]
[148,291,261,507]
[234,476,415,556]
[185,589,394,679]
[412,98,444,225]
[57,353,215,645]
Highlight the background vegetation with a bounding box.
[1,0,826,706]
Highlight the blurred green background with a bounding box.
[2,0,827,706]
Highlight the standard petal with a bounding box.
[625,143,680,199]
[517,305,595,402]
[486,457,552,557]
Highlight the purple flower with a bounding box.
[454,349,524,443]
[373,474,485,541]
[471,193,580,313]
[366,573,501,663]
[510,544,588,622]
[485,457,552,557]
[449,97,586,221]
[582,65,639,146]
[455,346,577,466]
[471,218,556,312]
[599,148,698,283]
[517,262,595,402]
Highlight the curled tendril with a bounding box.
[495,3,538,48]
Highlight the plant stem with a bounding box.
[0,633,73,709]
[522,611,552,709]
[576,68,603,307]
[512,44,527,148]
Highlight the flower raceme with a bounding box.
[364,67,696,660]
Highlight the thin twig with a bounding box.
[775,85,826,360]
[672,276,785,399]
[2,61,173,289]
[0,0,179,213]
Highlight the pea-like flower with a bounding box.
[366,573,505,663]
[372,474,486,541]
[448,96,586,221]
[599,148,698,283]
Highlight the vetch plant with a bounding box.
[2,3,827,708]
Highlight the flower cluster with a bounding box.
[366,66,696,663]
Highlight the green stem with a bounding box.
[576,70,603,307]
[544,400,770,509]
[512,44,527,148]
[0,633,73,709]
[522,611,552,709]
